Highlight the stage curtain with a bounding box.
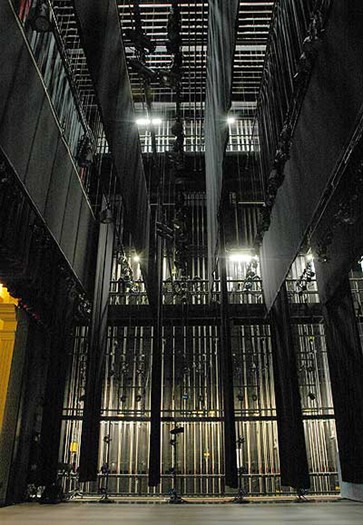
[321,277,363,483]
[260,0,363,310]
[219,220,238,488]
[205,0,239,283]
[270,286,310,489]
[73,0,150,282]
[79,221,114,481]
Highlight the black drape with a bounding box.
[73,0,150,283]
[0,4,95,291]
[148,234,163,487]
[270,286,310,489]
[260,0,363,310]
[205,0,239,284]
[39,282,75,485]
[322,277,363,484]
[219,217,238,488]
[79,221,114,481]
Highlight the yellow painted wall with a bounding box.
[0,285,18,432]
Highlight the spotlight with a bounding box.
[229,253,253,263]
[128,59,158,81]
[133,255,141,263]
[170,427,184,435]
[308,392,316,401]
[136,117,162,126]
[76,134,94,168]
[99,206,113,224]
[156,221,174,241]
[136,118,151,126]
[29,1,52,33]
[124,28,156,53]
[227,116,236,124]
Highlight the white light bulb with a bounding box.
[229,253,253,263]
[136,118,151,126]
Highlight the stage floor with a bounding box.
[1,500,363,525]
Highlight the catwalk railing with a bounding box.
[256,0,317,184]
[15,0,102,196]
[134,118,259,155]
[109,278,321,306]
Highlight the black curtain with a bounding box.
[79,221,114,481]
[73,0,150,282]
[260,0,363,310]
[148,236,163,487]
[0,5,95,291]
[270,286,310,489]
[322,277,363,483]
[39,282,76,485]
[205,0,239,284]
[6,320,47,502]
[219,220,238,488]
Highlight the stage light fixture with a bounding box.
[136,118,151,126]
[156,221,174,241]
[124,28,156,53]
[29,1,52,33]
[76,134,94,168]
[99,206,113,224]
[308,392,316,401]
[229,253,253,263]
[136,117,162,127]
[129,59,158,81]
[170,427,184,435]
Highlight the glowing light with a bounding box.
[133,255,141,263]
[136,117,162,126]
[136,118,151,126]
[227,116,236,124]
[229,253,253,263]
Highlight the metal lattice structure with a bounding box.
[17,0,338,498]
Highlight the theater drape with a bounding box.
[321,277,363,483]
[270,286,310,489]
[79,221,114,481]
[205,0,239,283]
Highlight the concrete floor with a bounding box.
[0,501,363,525]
